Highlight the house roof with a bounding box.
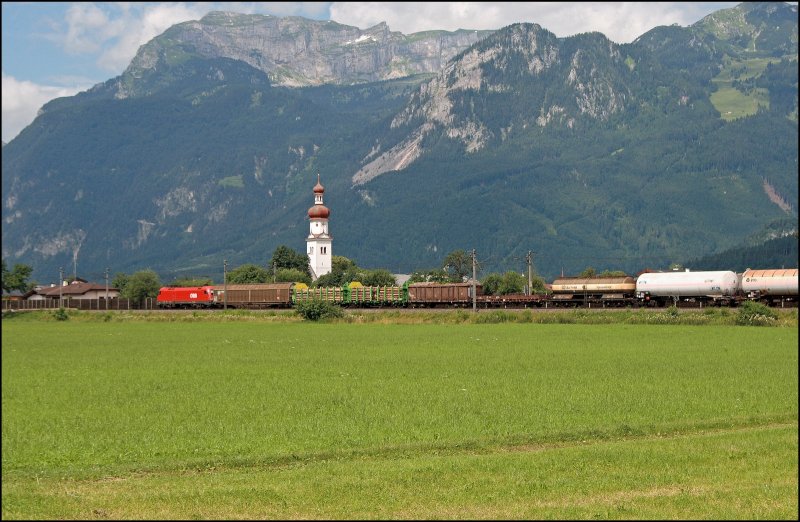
[35,282,119,297]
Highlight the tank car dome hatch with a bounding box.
[308,204,330,219]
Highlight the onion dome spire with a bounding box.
[313,172,324,194]
[308,172,330,219]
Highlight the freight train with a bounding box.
[156,267,798,309]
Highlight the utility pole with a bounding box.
[105,267,109,310]
[223,259,228,310]
[273,261,277,283]
[59,267,63,307]
[526,250,537,296]
[525,251,532,295]
[471,249,477,312]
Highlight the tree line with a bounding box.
[3,245,561,303]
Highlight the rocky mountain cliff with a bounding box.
[2,3,797,284]
[353,24,633,185]
[115,11,493,97]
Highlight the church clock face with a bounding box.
[312,222,323,236]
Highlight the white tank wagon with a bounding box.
[740,268,798,305]
[636,270,740,306]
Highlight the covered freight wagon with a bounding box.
[407,282,482,306]
[213,283,294,308]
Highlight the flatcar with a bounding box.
[293,285,346,304]
[347,284,405,306]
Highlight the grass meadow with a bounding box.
[2,311,798,519]
[710,57,776,121]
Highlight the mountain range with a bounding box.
[2,2,797,284]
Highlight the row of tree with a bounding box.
[2,246,560,302]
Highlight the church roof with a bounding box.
[313,173,324,194]
[308,204,330,219]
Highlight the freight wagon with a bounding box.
[213,283,294,308]
[549,276,636,307]
[636,270,740,306]
[347,285,405,306]
[293,285,345,304]
[292,284,407,307]
[739,268,799,306]
[407,282,481,307]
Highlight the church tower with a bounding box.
[306,173,332,280]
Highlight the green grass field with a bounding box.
[2,317,797,519]
[710,57,776,121]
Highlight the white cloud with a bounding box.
[61,3,116,54]
[1,73,89,143]
[329,2,734,43]
[58,3,336,74]
[57,3,206,73]
[222,2,332,18]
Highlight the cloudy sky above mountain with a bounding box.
[2,2,739,143]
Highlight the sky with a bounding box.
[1,1,741,143]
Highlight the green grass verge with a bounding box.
[2,306,797,326]
[2,319,797,519]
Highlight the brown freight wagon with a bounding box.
[213,283,294,308]
[407,282,482,306]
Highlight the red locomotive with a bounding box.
[156,286,217,308]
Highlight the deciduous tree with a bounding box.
[121,270,161,303]
[442,249,472,282]
[361,269,396,286]
[275,268,312,285]
[268,245,311,276]
[227,264,270,284]
[1,260,34,293]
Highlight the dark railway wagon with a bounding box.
[407,282,482,306]
[213,283,294,308]
[477,293,548,308]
